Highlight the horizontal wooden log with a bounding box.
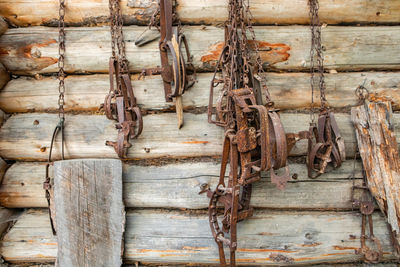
[0,0,399,26]
[1,72,400,113]
[1,209,396,265]
[1,26,400,75]
[1,112,394,161]
[0,161,364,209]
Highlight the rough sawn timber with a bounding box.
[1,209,397,265]
[1,72,400,113]
[53,159,124,267]
[0,161,364,210]
[351,101,400,252]
[2,112,398,160]
[1,26,400,75]
[0,0,398,26]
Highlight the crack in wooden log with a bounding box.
[0,38,57,73]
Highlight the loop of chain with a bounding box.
[58,0,66,119]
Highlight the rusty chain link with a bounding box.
[58,0,66,121]
[309,0,327,114]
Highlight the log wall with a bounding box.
[0,0,399,265]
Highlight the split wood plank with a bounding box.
[351,101,400,252]
[1,26,400,75]
[0,112,392,160]
[0,209,396,265]
[1,72,400,113]
[0,161,363,210]
[53,159,124,267]
[0,0,398,27]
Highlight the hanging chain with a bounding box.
[309,0,327,120]
[244,0,272,104]
[58,0,66,120]
[44,0,67,236]
[109,0,128,72]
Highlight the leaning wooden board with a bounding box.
[1,72,399,113]
[2,112,399,160]
[1,209,396,265]
[1,112,400,161]
[1,26,400,74]
[0,161,364,209]
[0,0,398,26]
[53,159,125,267]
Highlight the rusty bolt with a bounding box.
[292,173,298,180]
[40,146,47,152]
[144,147,151,153]
[33,120,40,125]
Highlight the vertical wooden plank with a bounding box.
[351,101,400,253]
[53,159,124,267]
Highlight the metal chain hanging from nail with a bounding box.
[306,0,346,179]
[204,1,293,265]
[43,0,67,236]
[103,0,143,158]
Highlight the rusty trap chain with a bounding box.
[306,0,346,179]
[202,0,307,265]
[102,0,143,158]
[350,151,383,263]
[43,0,67,236]
[139,0,196,129]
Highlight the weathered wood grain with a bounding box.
[1,209,396,265]
[53,159,124,267]
[0,0,399,26]
[0,161,364,209]
[0,62,9,90]
[0,112,390,160]
[352,101,400,252]
[1,72,400,113]
[1,26,400,75]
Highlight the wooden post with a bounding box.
[53,159,124,266]
[351,100,400,254]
